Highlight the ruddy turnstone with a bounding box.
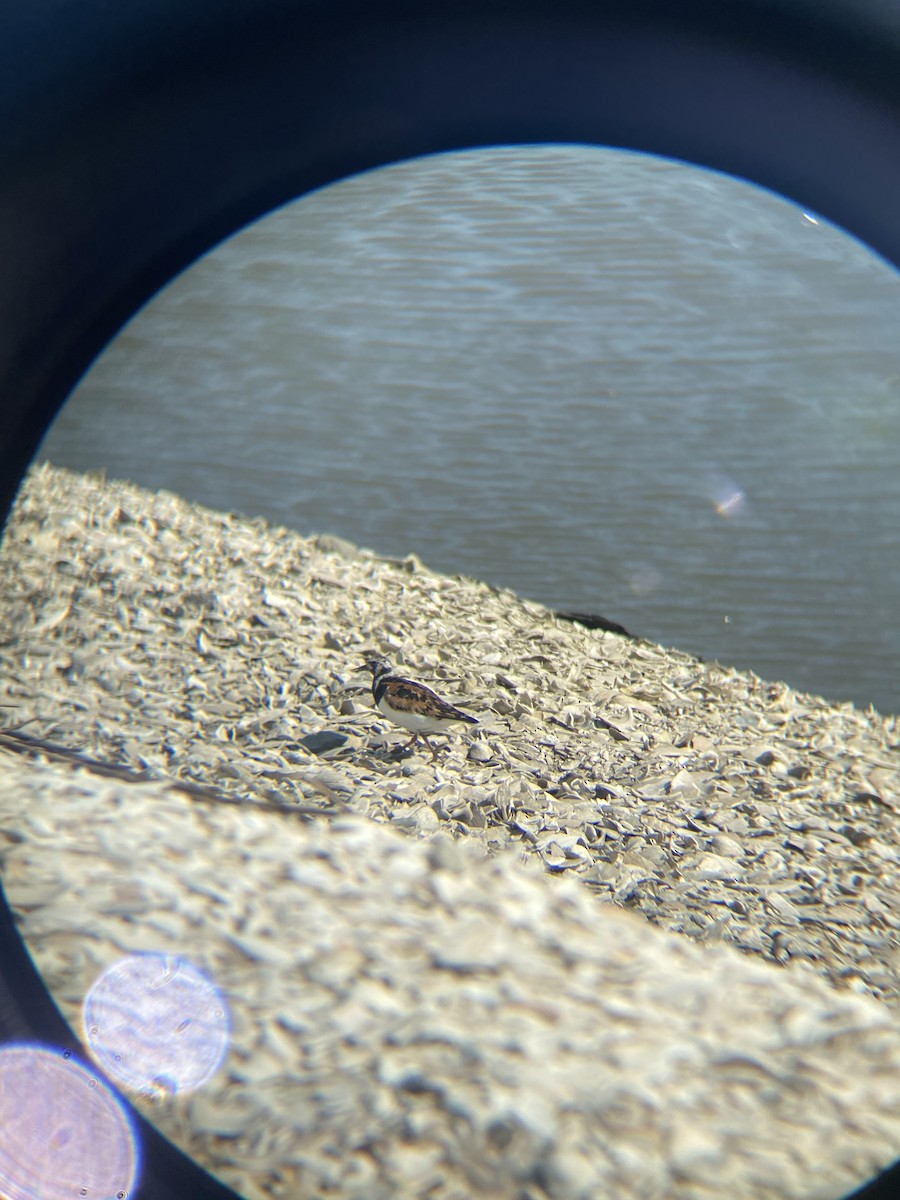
[363,655,477,758]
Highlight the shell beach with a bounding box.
[1,462,899,1199]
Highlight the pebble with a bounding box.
[683,853,745,882]
[710,834,744,858]
[467,740,494,763]
[299,730,348,755]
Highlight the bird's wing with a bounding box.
[384,678,476,723]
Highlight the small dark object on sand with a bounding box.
[553,610,633,638]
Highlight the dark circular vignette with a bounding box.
[1,2,900,1197]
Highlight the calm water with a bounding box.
[39,147,900,714]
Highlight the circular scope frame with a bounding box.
[1,2,899,1196]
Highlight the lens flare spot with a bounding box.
[83,954,230,1097]
[627,564,662,597]
[0,1044,139,1200]
[711,486,746,520]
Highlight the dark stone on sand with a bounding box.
[299,730,348,756]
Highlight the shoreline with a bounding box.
[1,463,900,1198]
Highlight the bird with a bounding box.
[362,654,477,758]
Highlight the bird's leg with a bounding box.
[387,733,417,759]
[421,735,440,760]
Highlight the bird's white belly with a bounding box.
[377,697,451,734]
